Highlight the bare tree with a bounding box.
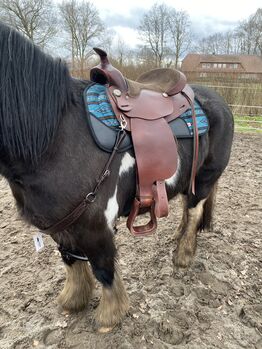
[194,8,262,56]
[59,0,104,75]
[0,0,57,47]
[194,32,231,55]
[113,36,130,67]
[138,3,170,67]
[238,8,262,56]
[253,8,262,56]
[168,10,191,68]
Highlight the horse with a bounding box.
[0,22,234,332]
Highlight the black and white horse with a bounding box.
[0,22,233,331]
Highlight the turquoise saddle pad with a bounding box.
[84,83,209,153]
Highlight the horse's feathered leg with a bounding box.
[57,226,129,329]
[173,175,218,268]
[200,182,218,232]
[81,229,129,330]
[57,260,94,311]
[95,263,129,332]
[47,226,129,330]
[174,194,189,239]
[173,197,207,268]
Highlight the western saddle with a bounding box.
[90,48,198,236]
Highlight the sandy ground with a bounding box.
[0,133,261,349]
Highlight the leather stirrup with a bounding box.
[127,198,157,236]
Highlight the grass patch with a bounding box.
[234,115,262,133]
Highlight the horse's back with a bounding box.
[192,84,234,133]
[192,85,234,166]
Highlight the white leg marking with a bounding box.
[104,186,119,230]
[119,153,135,176]
[165,156,181,187]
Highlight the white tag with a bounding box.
[33,232,44,252]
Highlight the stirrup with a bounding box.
[127,198,157,236]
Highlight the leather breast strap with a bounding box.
[42,130,127,234]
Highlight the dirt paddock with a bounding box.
[0,133,261,349]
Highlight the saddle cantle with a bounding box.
[90,48,199,236]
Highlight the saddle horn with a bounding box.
[93,48,109,68]
[90,47,128,92]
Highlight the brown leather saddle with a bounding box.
[90,48,198,236]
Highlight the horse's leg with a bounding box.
[173,180,217,268]
[174,194,188,239]
[95,263,129,332]
[200,182,217,232]
[86,231,129,332]
[57,260,94,312]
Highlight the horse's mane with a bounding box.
[0,22,73,165]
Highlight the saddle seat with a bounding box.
[127,68,186,97]
[90,48,198,236]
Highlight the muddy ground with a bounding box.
[0,133,261,349]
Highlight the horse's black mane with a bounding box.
[0,22,73,165]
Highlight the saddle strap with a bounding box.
[153,181,169,217]
[182,91,199,194]
[127,117,178,235]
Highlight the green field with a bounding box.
[234,115,262,133]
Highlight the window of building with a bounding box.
[202,63,211,68]
[212,63,228,68]
[230,63,238,69]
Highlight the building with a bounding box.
[181,54,262,81]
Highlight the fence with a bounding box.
[188,80,262,133]
[233,114,262,133]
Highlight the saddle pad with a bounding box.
[84,83,209,153]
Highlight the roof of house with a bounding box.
[181,53,262,73]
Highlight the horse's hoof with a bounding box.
[97,325,115,333]
[61,310,71,316]
[173,249,193,269]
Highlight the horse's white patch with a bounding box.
[165,156,181,187]
[119,153,135,176]
[104,186,119,231]
[104,153,135,231]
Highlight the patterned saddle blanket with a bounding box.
[84,83,209,153]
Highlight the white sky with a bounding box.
[93,0,262,47]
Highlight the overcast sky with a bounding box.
[92,0,262,47]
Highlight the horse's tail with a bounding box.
[200,181,218,231]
